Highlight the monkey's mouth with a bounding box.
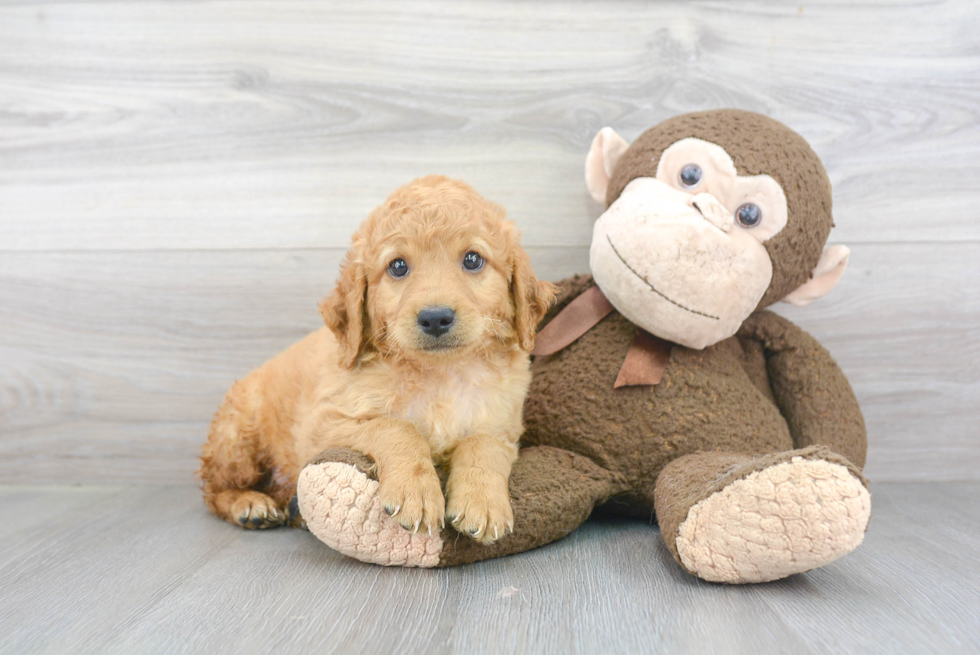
[606,235,720,321]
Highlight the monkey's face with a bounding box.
[590,138,790,349]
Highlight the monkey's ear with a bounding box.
[782,245,850,307]
[585,127,630,204]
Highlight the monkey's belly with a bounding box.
[523,314,793,486]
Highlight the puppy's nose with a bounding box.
[417,306,456,337]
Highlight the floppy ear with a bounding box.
[320,252,368,369]
[585,127,630,204]
[511,247,558,352]
[782,245,850,307]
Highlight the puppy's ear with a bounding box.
[320,251,368,369]
[510,246,558,352]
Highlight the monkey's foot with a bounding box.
[296,449,443,567]
[673,453,871,583]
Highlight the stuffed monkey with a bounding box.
[297,110,870,583]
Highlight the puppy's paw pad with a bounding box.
[676,457,871,583]
[297,461,443,567]
[230,492,286,530]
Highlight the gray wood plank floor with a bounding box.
[1,483,978,655]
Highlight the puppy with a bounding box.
[198,176,556,544]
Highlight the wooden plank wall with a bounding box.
[1,0,977,483]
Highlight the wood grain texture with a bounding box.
[0,483,978,654]
[1,0,979,483]
[1,0,979,250]
[2,243,977,483]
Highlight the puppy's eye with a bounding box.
[462,251,484,271]
[679,163,702,189]
[735,203,762,228]
[387,258,409,278]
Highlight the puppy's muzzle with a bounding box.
[417,306,456,338]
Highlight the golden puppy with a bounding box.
[198,176,556,544]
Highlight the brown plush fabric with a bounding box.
[525,277,811,512]
[653,446,868,570]
[307,447,378,480]
[433,273,867,566]
[605,109,834,308]
[738,311,868,468]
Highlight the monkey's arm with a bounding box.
[738,310,867,469]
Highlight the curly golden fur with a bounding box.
[198,176,556,543]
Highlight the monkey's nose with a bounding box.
[691,193,733,233]
[417,306,456,337]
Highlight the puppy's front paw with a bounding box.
[446,475,513,545]
[379,464,445,536]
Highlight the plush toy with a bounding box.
[296,109,870,583]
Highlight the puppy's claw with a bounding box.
[493,525,498,540]
[413,519,420,534]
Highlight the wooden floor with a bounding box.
[2,482,977,655]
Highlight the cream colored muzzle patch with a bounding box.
[675,457,871,583]
[297,462,443,567]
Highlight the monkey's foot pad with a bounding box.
[296,458,443,567]
[676,457,871,584]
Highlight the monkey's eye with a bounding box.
[462,251,485,271]
[387,258,409,278]
[735,203,762,228]
[679,164,703,189]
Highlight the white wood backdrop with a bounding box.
[1,0,977,484]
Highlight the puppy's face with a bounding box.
[322,176,556,368]
[368,230,511,360]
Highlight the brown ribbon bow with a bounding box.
[532,285,672,388]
